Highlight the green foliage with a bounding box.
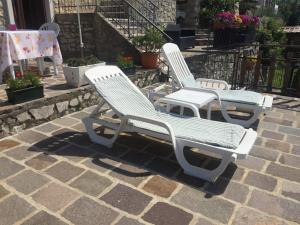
[7,72,41,91]
[256,17,286,60]
[66,55,102,67]
[116,54,134,69]
[132,28,165,52]
[198,0,238,28]
[277,0,300,26]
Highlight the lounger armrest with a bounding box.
[154,98,201,118]
[123,114,176,147]
[195,78,230,90]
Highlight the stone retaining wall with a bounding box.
[0,0,7,27]
[0,69,159,139]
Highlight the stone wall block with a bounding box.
[29,105,55,120]
[16,112,32,122]
[70,98,79,107]
[56,101,69,113]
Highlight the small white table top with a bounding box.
[164,89,216,108]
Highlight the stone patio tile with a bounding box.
[0,184,9,199]
[46,161,84,182]
[71,123,86,132]
[5,145,38,160]
[56,144,95,162]
[236,155,266,171]
[258,121,278,131]
[144,142,174,157]
[244,171,277,192]
[278,126,300,136]
[33,137,69,152]
[70,171,112,196]
[82,154,120,173]
[62,197,118,225]
[121,150,153,166]
[116,134,150,150]
[205,178,249,203]
[265,140,291,153]
[195,217,216,225]
[266,163,300,183]
[0,139,20,151]
[109,163,151,186]
[232,207,288,225]
[171,186,235,224]
[267,111,282,118]
[0,195,35,225]
[21,211,68,225]
[249,146,280,161]
[279,153,300,168]
[261,130,284,141]
[287,135,300,145]
[146,158,181,177]
[254,137,263,146]
[70,111,90,120]
[142,175,177,198]
[32,183,79,212]
[142,202,193,225]
[115,217,145,225]
[52,117,79,126]
[35,123,61,133]
[0,157,24,179]
[292,145,300,155]
[15,130,49,144]
[248,190,300,223]
[52,129,93,147]
[263,117,293,127]
[176,171,206,188]
[7,170,50,194]
[281,180,300,201]
[100,184,152,215]
[25,153,57,170]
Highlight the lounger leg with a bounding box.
[83,117,126,148]
[174,140,236,182]
[220,103,261,128]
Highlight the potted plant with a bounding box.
[6,71,44,104]
[63,55,106,88]
[132,28,165,69]
[116,54,135,75]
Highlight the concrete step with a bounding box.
[195,38,213,46]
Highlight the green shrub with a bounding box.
[66,55,103,67]
[7,72,41,91]
[132,28,165,52]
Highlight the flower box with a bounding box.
[6,85,44,104]
[63,62,106,88]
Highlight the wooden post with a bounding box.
[282,61,292,95]
[267,54,276,92]
[253,51,262,89]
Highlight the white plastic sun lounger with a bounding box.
[162,43,273,127]
[82,65,257,182]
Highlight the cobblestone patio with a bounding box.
[0,96,299,225]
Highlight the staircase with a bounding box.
[97,0,168,40]
[195,29,213,47]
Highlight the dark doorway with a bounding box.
[13,0,47,29]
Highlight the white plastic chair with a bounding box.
[37,22,60,76]
[82,65,257,182]
[161,43,273,127]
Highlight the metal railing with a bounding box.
[191,43,300,97]
[97,0,172,41]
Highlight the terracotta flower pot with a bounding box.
[140,52,159,69]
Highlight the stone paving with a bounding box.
[0,98,300,225]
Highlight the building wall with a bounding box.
[157,0,176,25]
[55,13,96,58]
[0,0,7,27]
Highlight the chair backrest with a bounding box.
[85,66,156,118]
[162,43,194,89]
[39,22,60,36]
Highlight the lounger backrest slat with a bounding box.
[85,66,157,117]
[162,43,195,88]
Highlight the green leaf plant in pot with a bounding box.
[6,71,44,104]
[132,27,165,69]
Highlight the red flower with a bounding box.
[15,71,22,78]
